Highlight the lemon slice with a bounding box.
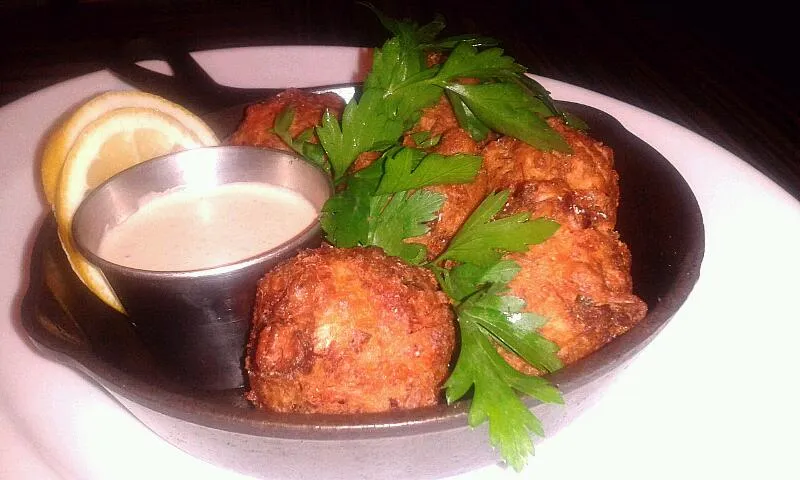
[40,90,218,208]
[54,107,212,312]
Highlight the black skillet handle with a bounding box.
[106,37,286,115]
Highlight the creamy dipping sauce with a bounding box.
[97,182,318,271]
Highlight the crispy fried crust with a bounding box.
[505,225,647,365]
[492,120,647,367]
[245,246,455,414]
[228,88,344,149]
[482,118,619,231]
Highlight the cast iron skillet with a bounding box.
[20,95,704,479]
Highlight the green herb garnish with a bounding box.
[317,89,409,179]
[270,106,328,171]
[431,192,563,471]
[434,190,560,266]
[376,147,482,194]
[446,90,489,141]
[321,146,481,264]
[315,9,570,180]
[316,8,571,471]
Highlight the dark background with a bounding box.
[1,0,797,199]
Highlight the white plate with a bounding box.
[2,46,799,480]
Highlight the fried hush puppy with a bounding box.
[245,246,455,414]
[503,188,647,366]
[228,88,344,149]
[490,120,647,367]
[482,117,619,232]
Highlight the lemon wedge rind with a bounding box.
[40,90,219,208]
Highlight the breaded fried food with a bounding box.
[482,117,619,231]
[506,224,647,365]
[503,180,613,232]
[499,182,646,366]
[229,88,344,149]
[245,246,455,414]
[477,117,645,366]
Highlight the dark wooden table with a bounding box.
[2,0,797,199]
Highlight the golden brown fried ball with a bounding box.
[245,246,456,414]
[499,178,646,366]
[228,88,344,149]
[506,223,647,366]
[482,117,619,231]
[476,117,645,367]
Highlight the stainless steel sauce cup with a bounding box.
[71,146,333,390]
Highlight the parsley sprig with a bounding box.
[315,9,570,471]
[431,191,563,471]
[269,107,328,171]
[434,190,560,266]
[376,146,482,194]
[315,10,571,180]
[321,146,482,264]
